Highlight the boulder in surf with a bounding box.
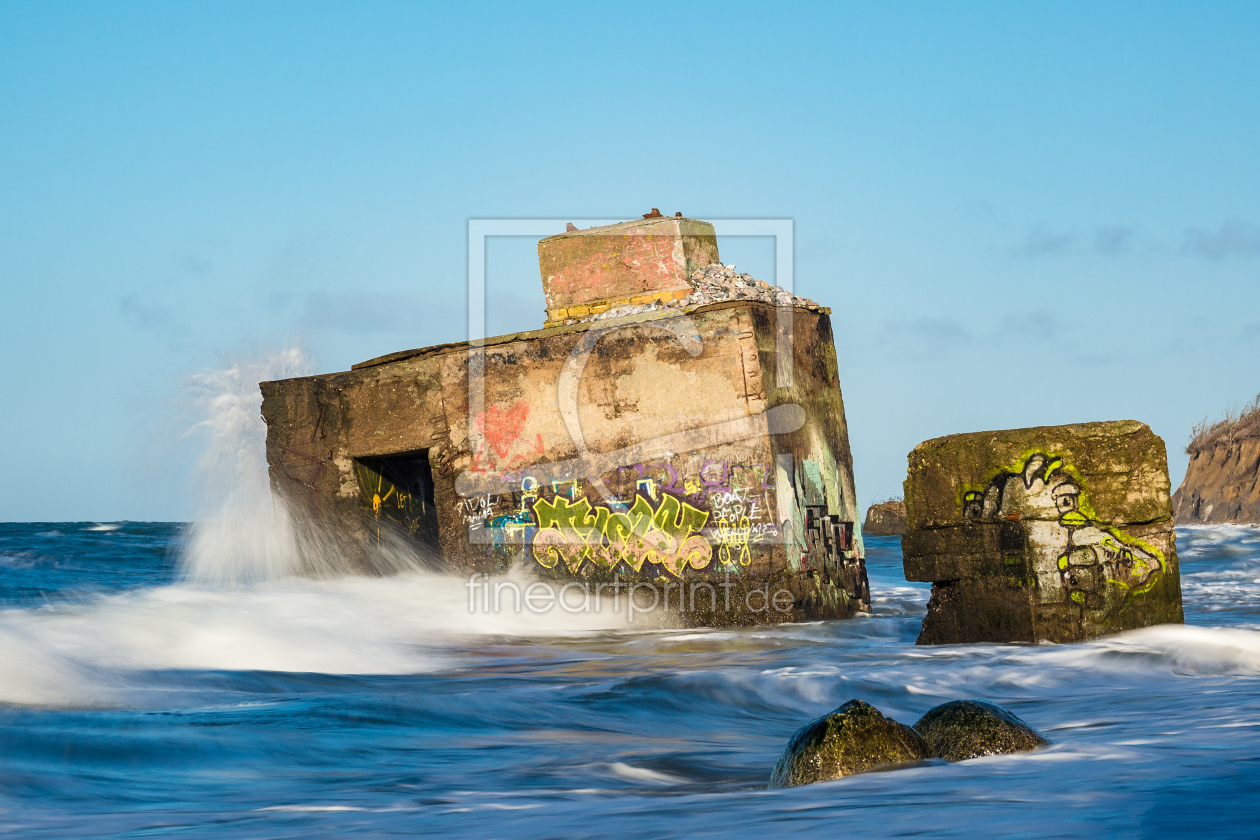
[768,699,931,788]
[913,700,1048,762]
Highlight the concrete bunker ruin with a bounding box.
[261,214,869,624]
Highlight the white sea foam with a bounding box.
[883,624,1260,701]
[0,633,126,707]
[869,584,930,616]
[604,762,689,785]
[0,568,648,707]
[179,347,319,584]
[1032,623,1260,676]
[694,622,1260,724]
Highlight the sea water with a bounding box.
[2,355,1259,838]
[0,523,1258,838]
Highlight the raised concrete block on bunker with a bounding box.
[902,420,1183,644]
[537,216,719,323]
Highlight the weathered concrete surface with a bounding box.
[863,500,906,536]
[261,217,868,626]
[903,421,1183,644]
[768,700,930,788]
[538,217,719,325]
[1174,438,1260,524]
[913,700,1048,762]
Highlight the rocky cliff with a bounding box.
[1173,398,1260,524]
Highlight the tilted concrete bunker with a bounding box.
[261,214,869,624]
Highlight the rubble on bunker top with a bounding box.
[563,263,825,326]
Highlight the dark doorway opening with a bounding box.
[353,450,441,553]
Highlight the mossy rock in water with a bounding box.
[768,699,931,788]
[913,700,1048,762]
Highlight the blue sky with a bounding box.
[2,1,1259,521]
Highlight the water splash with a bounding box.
[179,348,309,584]
[178,348,434,585]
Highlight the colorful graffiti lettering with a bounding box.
[461,458,782,563]
[604,459,778,553]
[530,492,712,578]
[962,452,1166,606]
[486,477,541,545]
[613,460,773,501]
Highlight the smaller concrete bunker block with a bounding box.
[902,420,1183,644]
[538,217,719,325]
[863,499,906,537]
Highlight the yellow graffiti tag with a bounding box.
[530,493,712,578]
[716,513,752,567]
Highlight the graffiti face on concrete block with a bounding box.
[530,491,713,578]
[962,453,1165,607]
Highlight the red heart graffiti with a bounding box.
[477,401,531,459]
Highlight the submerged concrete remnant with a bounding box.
[261,214,869,625]
[902,421,1183,644]
[863,499,906,536]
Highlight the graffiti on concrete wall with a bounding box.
[961,452,1166,606]
[353,455,440,549]
[530,491,712,578]
[610,459,774,508]
[458,455,786,575]
[471,400,545,473]
[610,459,780,554]
[456,445,863,580]
[714,499,752,568]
